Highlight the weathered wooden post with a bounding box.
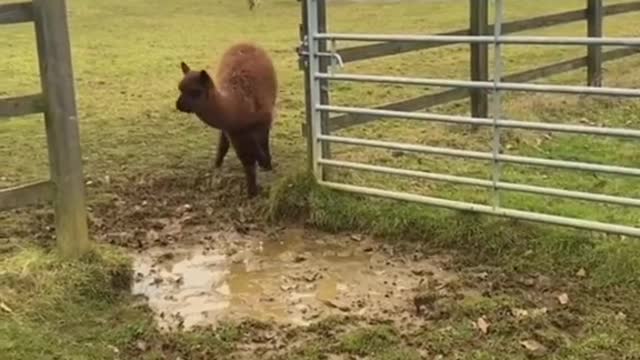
[587,0,603,86]
[32,0,90,257]
[470,0,489,126]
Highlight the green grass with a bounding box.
[272,173,640,288]
[2,0,640,359]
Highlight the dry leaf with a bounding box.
[558,293,570,305]
[615,312,627,321]
[0,302,13,313]
[520,339,547,356]
[476,317,490,334]
[576,268,587,277]
[350,234,362,242]
[146,230,159,243]
[512,308,529,319]
[531,307,548,317]
[513,307,547,320]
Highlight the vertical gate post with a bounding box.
[32,0,90,257]
[469,0,489,127]
[299,0,314,172]
[317,0,331,180]
[305,0,324,180]
[491,0,505,208]
[587,0,603,87]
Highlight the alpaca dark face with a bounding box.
[176,61,214,114]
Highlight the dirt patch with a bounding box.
[131,227,467,331]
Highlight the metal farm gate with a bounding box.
[297,0,640,237]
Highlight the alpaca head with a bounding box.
[176,61,214,114]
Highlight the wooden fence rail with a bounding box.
[0,0,89,258]
[305,0,640,135]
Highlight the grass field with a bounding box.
[2,0,640,359]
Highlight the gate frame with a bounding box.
[299,0,640,237]
[0,0,90,257]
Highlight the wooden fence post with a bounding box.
[587,0,603,86]
[32,0,90,257]
[470,0,489,126]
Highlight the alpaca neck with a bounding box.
[196,89,233,130]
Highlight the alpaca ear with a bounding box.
[199,70,214,88]
[180,61,190,75]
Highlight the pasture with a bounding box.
[1,0,640,359]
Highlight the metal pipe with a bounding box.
[318,159,640,207]
[491,0,505,208]
[317,105,640,139]
[314,33,640,46]
[306,0,323,179]
[318,134,640,176]
[319,180,640,237]
[315,73,640,97]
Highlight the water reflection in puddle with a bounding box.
[131,229,456,330]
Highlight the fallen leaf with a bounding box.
[531,307,548,317]
[476,317,490,334]
[558,293,570,305]
[0,302,13,313]
[512,308,529,319]
[615,312,627,321]
[350,234,362,242]
[576,268,587,277]
[145,230,159,243]
[520,339,547,356]
[320,299,350,312]
[512,307,547,320]
[136,340,147,352]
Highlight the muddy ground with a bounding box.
[5,169,631,359]
[130,227,463,331]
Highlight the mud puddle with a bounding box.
[131,228,460,330]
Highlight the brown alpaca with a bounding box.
[176,42,278,198]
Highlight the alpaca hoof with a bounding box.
[247,185,262,198]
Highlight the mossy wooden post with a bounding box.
[32,0,90,257]
[587,0,603,86]
[469,0,489,129]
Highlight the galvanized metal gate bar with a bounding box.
[303,0,640,237]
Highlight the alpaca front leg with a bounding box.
[213,130,230,168]
[205,130,230,188]
[242,161,259,198]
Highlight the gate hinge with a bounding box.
[296,33,309,71]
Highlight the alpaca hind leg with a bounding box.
[256,126,272,171]
[230,134,261,198]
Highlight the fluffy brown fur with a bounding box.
[176,42,278,197]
